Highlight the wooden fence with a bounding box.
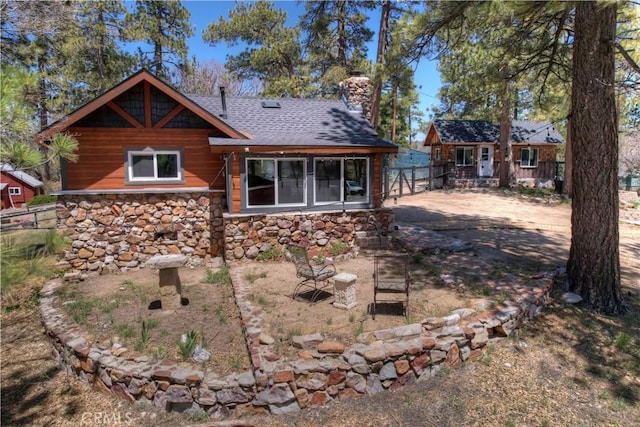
[0,205,57,232]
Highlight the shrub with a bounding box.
[328,241,350,256]
[256,245,284,261]
[26,194,57,206]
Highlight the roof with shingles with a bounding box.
[187,94,397,149]
[432,119,564,144]
[35,69,396,151]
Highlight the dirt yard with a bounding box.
[58,267,251,375]
[2,188,639,426]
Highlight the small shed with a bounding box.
[0,163,44,210]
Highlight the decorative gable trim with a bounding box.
[35,69,247,142]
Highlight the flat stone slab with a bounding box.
[394,223,472,254]
[146,254,188,270]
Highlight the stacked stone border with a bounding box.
[40,263,553,417]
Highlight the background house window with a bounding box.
[246,158,305,207]
[521,147,539,167]
[434,148,441,161]
[455,147,474,166]
[315,158,368,204]
[8,187,21,196]
[126,148,183,183]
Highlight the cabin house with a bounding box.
[0,162,44,210]
[425,119,564,188]
[36,70,398,271]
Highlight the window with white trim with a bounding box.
[126,149,183,183]
[520,147,539,168]
[8,187,21,195]
[314,157,368,205]
[246,158,306,207]
[455,147,474,166]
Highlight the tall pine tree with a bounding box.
[202,1,307,97]
[125,0,193,79]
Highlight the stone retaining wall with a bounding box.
[40,265,553,418]
[55,192,225,271]
[223,209,395,261]
[56,193,393,270]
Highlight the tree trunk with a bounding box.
[563,115,573,197]
[567,1,624,314]
[391,80,398,143]
[498,80,513,187]
[37,51,51,187]
[336,0,348,71]
[370,0,390,128]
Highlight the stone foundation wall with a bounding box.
[55,192,225,271]
[40,268,553,419]
[224,209,395,261]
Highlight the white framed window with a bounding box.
[314,157,368,205]
[455,147,474,166]
[126,148,183,183]
[246,157,306,207]
[520,147,539,168]
[8,187,21,195]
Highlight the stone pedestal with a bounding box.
[332,272,358,310]
[146,254,187,310]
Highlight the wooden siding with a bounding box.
[425,124,441,145]
[373,153,384,207]
[63,128,225,191]
[436,144,558,168]
[231,155,242,213]
[513,144,557,162]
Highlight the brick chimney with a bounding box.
[339,73,372,121]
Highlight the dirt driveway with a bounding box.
[387,188,640,288]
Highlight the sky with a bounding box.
[177,1,442,119]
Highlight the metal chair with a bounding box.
[287,244,337,303]
[372,254,410,319]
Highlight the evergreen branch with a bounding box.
[614,42,640,73]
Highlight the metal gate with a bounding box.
[382,166,430,201]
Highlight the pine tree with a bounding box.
[125,0,193,79]
[202,1,307,97]
[567,1,624,314]
[299,0,375,96]
[63,0,136,101]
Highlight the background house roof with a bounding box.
[188,94,397,149]
[0,163,44,188]
[432,119,564,144]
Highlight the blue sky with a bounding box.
[178,1,442,118]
